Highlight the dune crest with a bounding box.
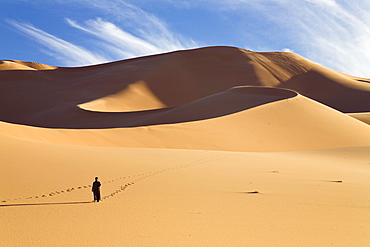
[348,112,370,125]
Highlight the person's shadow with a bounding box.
[0,201,92,207]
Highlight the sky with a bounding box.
[1,0,370,77]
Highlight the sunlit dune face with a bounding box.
[78,81,167,112]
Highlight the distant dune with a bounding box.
[1,46,370,246]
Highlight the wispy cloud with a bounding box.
[277,0,370,77]
[66,18,161,58]
[282,48,294,53]
[7,0,198,66]
[174,0,370,77]
[8,20,108,66]
[75,0,198,53]
[65,17,196,60]
[8,0,370,77]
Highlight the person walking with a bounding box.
[92,177,101,202]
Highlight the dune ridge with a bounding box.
[348,112,370,125]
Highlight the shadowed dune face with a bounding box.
[281,70,370,113]
[0,88,369,152]
[135,87,298,128]
[0,46,369,129]
[0,85,297,129]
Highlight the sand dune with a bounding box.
[348,112,370,125]
[1,46,370,246]
[0,60,56,71]
[0,86,369,151]
[0,47,369,129]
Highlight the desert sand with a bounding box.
[1,46,369,246]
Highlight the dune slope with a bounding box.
[0,46,369,130]
[0,87,369,152]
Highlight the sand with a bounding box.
[348,112,370,125]
[1,46,369,246]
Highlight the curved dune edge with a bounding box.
[117,86,298,128]
[1,93,369,152]
[78,84,297,114]
[1,86,299,129]
[348,112,370,125]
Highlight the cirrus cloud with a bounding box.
[156,0,370,77]
[7,0,198,67]
[8,20,108,66]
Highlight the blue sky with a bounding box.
[2,0,370,77]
